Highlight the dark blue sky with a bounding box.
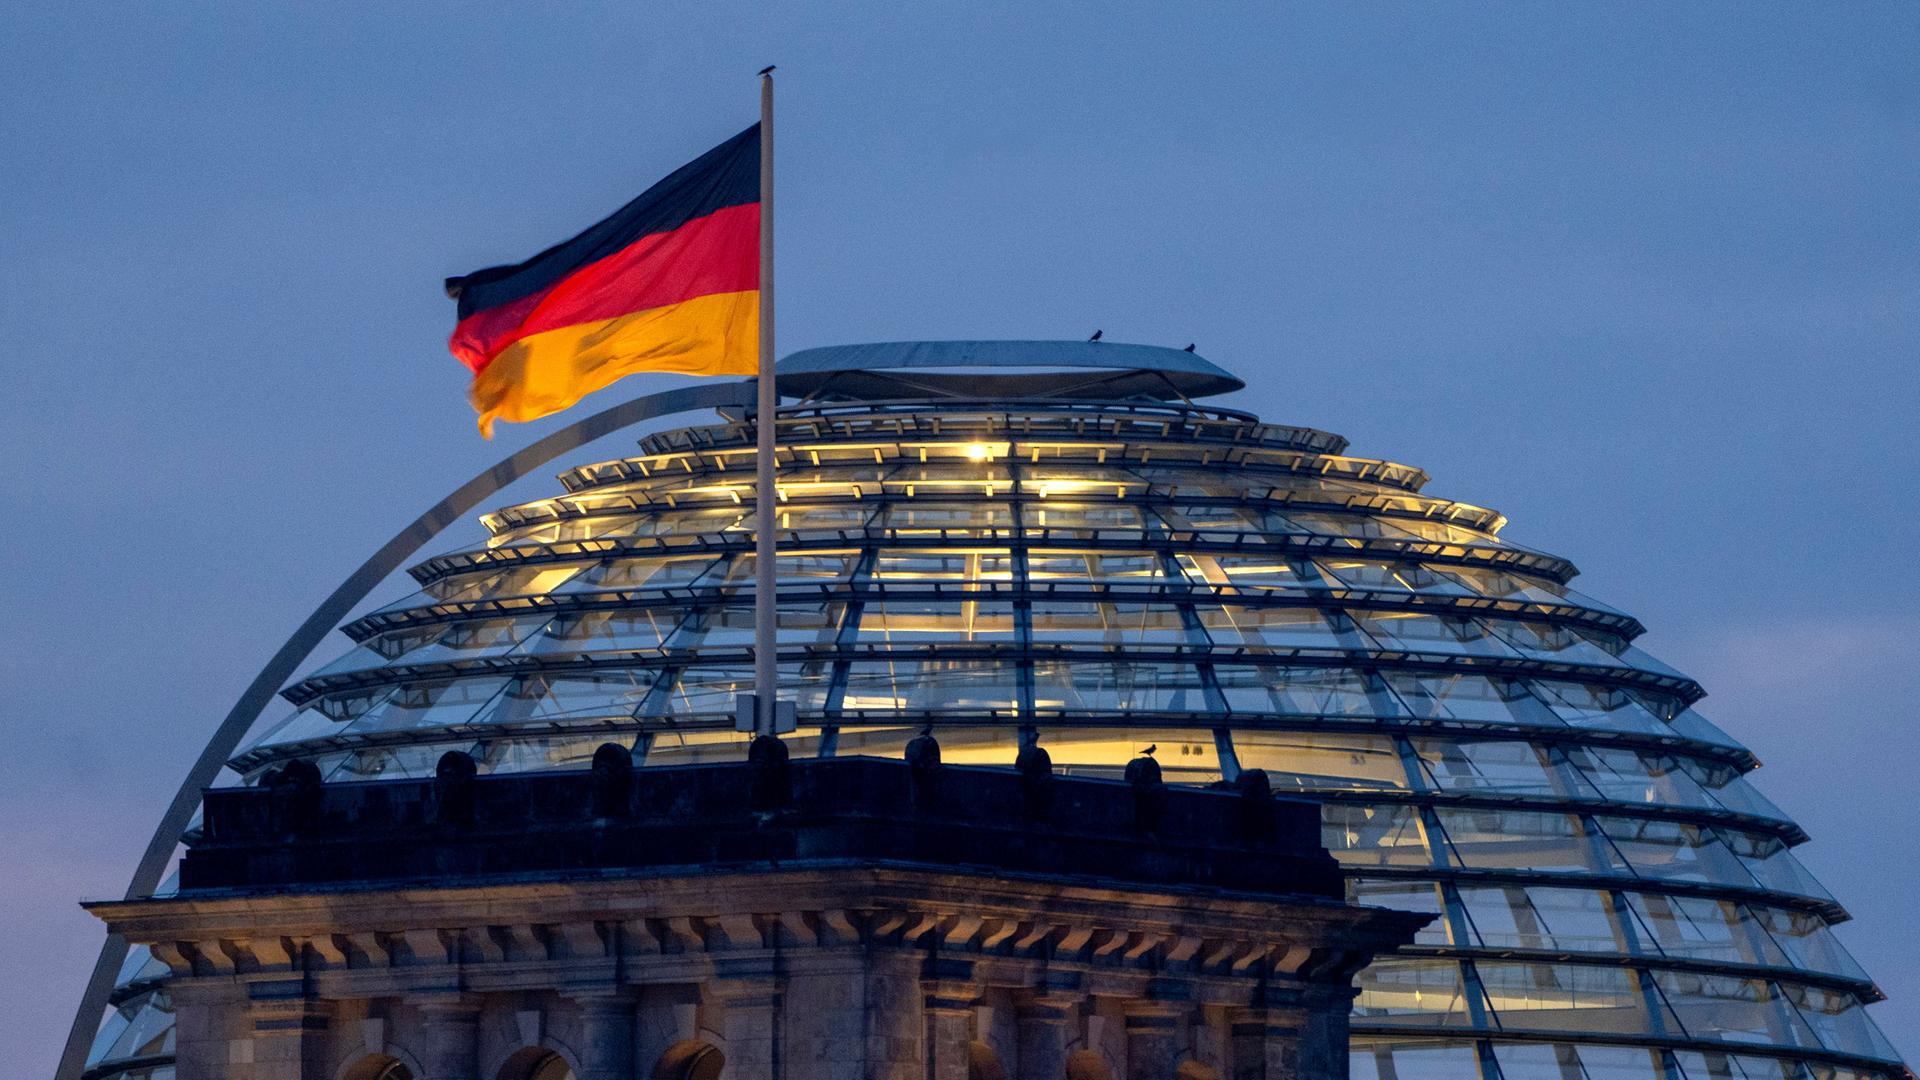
[3,3,1915,1070]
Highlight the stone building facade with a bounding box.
[88,747,1427,1080]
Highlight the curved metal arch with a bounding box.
[57,380,756,1080]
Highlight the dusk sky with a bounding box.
[3,3,1915,1072]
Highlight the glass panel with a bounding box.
[523,609,688,655]
[1021,502,1144,530]
[1433,564,1572,602]
[831,724,1023,765]
[341,677,511,735]
[1594,816,1759,888]
[857,601,1016,643]
[478,734,616,774]
[554,555,722,593]
[697,550,864,587]
[1491,1042,1663,1080]
[1195,606,1346,650]
[1476,962,1666,1035]
[1749,906,1870,982]
[1231,731,1409,792]
[1027,601,1197,646]
[1353,958,1485,1027]
[1534,682,1671,736]
[770,503,875,532]
[1349,1037,1484,1080]
[1388,673,1563,726]
[99,989,174,1061]
[1779,983,1902,1060]
[1651,970,1822,1048]
[645,728,757,766]
[1028,549,1173,584]
[666,604,848,648]
[881,502,1014,535]
[1175,552,1310,590]
[665,664,834,715]
[495,672,659,723]
[1030,662,1214,713]
[1319,559,1474,596]
[1351,610,1520,657]
[1667,708,1749,751]
[1624,893,1790,968]
[1028,727,1221,783]
[840,660,1019,713]
[1561,746,1718,809]
[1216,666,1397,717]
[1435,808,1623,875]
[1484,619,1631,667]
[1456,885,1625,955]
[868,548,1016,586]
[1323,803,1432,867]
[324,741,456,781]
[418,563,591,603]
[1412,739,1578,796]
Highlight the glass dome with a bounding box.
[88,343,1906,1080]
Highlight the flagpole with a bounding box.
[754,68,778,735]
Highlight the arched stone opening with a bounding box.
[499,1046,577,1080]
[341,1055,414,1080]
[654,1039,727,1080]
[968,1040,1008,1080]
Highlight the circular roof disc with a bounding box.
[776,340,1246,402]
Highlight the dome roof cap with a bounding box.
[776,340,1245,402]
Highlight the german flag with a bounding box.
[446,124,760,437]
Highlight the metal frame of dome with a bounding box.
[775,340,1247,402]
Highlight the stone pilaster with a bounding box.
[1016,991,1080,1080]
[1122,989,1189,1080]
[417,995,483,1080]
[166,980,246,1080]
[244,979,332,1080]
[710,975,783,1080]
[569,991,639,1080]
[923,971,983,1080]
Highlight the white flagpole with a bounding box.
[754,68,777,735]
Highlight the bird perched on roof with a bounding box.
[1142,743,1157,756]
[1088,329,1103,342]
[1183,343,1195,352]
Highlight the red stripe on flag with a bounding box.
[451,201,759,372]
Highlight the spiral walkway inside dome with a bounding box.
[85,341,1908,1080]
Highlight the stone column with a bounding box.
[570,991,639,1080]
[1122,993,1188,1080]
[417,995,483,1080]
[923,974,982,1080]
[710,976,783,1080]
[1015,992,1079,1080]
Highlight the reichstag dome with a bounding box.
[86,342,1905,1080]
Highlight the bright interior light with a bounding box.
[965,443,991,461]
